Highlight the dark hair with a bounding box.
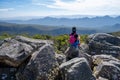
[71,27,76,35]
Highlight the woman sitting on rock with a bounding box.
[66,27,81,60]
[69,27,80,48]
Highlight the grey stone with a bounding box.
[97,77,108,80]
[55,53,66,65]
[80,43,89,53]
[93,55,120,80]
[95,62,120,80]
[0,36,54,80]
[0,36,53,67]
[0,39,33,67]
[0,67,17,80]
[93,54,120,65]
[16,44,59,80]
[65,46,93,67]
[65,46,80,61]
[59,58,95,80]
[88,33,120,59]
[15,36,53,49]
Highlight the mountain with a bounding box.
[0,22,97,35]
[3,16,120,28]
[96,23,120,33]
[1,16,120,34]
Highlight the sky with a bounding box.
[0,0,120,19]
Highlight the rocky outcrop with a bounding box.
[0,36,57,80]
[1,33,120,80]
[95,62,120,80]
[65,46,93,67]
[65,46,80,61]
[59,58,95,80]
[93,55,120,80]
[0,38,33,67]
[88,33,120,59]
[16,45,59,80]
[0,36,53,67]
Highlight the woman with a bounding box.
[69,27,80,48]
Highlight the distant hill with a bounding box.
[110,31,120,37]
[97,23,120,33]
[3,16,120,28]
[0,22,97,35]
[2,16,120,33]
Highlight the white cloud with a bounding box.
[32,3,47,6]
[0,8,14,11]
[36,0,120,15]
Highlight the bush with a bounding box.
[53,34,69,53]
[32,34,52,40]
[0,32,12,40]
[0,32,88,54]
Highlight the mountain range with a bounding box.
[0,15,120,35]
[0,22,97,35]
[2,16,120,28]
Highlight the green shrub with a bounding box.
[0,32,12,40]
[0,32,88,54]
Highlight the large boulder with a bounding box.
[0,36,54,80]
[0,36,53,67]
[93,55,120,80]
[59,58,95,80]
[88,33,120,58]
[65,46,93,67]
[15,36,53,49]
[95,62,120,80]
[0,38,33,67]
[65,46,80,61]
[16,44,59,80]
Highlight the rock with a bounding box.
[95,62,120,80]
[92,54,120,65]
[81,52,93,67]
[0,36,53,67]
[16,44,59,80]
[59,58,95,80]
[0,38,33,67]
[15,36,53,49]
[93,55,120,80]
[97,77,108,80]
[0,36,54,80]
[0,67,17,80]
[0,40,4,46]
[65,46,80,61]
[80,43,89,53]
[88,33,120,58]
[55,54,66,65]
[65,46,93,67]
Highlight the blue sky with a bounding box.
[0,0,120,19]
